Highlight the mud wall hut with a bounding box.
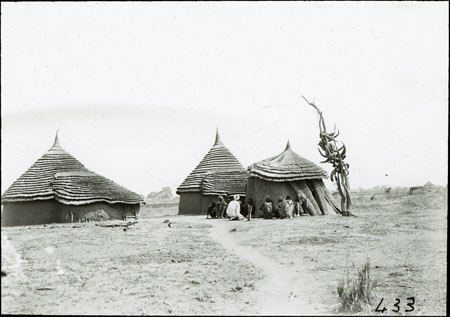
[246,141,340,217]
[176,130,247,215]
[1,134,144,227]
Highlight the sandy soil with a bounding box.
[228,190,447,315]
[1,219,263,315]
[209,220,323,315]
[1,190,447,315]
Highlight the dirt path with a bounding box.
[207,219,327,315]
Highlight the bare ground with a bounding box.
[1,190,447,315]
[1,219,263,315]
[227,190,447,315]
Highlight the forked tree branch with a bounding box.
[302,95,352,216]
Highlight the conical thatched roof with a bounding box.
[201,170,248,196]
[248,141,328,182]
[176,130,245,194]
[1,133,143,205]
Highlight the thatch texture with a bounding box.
[176,130,245,194]
[1,134,143,205]
[201,170,248,196]
[52,172,143,205]
[248,141,328,182]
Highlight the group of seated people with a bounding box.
[260,194,314,219]
[207,195,254,221]
[207,192,314,220]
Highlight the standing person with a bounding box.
[241,199,249,218]
[247,198,254,221]
[226,195,244,220]
[216,195,227,218]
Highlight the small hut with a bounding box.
[246,141,340,216]
[1,133,144,226]
[176,130,247,215]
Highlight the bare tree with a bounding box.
[302,96,352,216]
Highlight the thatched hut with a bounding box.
[176,130,247,215]
[246,141,340,217]
[1,133,144,226]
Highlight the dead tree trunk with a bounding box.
[301,96,352,216]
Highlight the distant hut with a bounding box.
[1,133,144,226]
[423,181,436,190]
[246,141,340,216]
[176,130,247,215]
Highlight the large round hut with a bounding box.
[1,133,144,226]
[246,141,340,217]
[176,130,247,215]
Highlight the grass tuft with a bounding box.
[336,259,375,313]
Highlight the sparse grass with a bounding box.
[230,189,447,315]
[350,188,446,210]
[336,259,375,313]
[286,235,345,245]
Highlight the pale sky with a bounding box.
[1,2,448,197]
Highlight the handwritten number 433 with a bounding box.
[375,297,415,313]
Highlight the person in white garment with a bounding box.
[226,195,244,220]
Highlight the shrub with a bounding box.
[336,259,375,313]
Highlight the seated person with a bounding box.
[260,197,274,219]
[226,195,245,221]
[293,198,304,217]
[298,195,314,216]
[216,195,228,218]
[282,195,294,218]
[207,202,217,219]
[274,198,283,219]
